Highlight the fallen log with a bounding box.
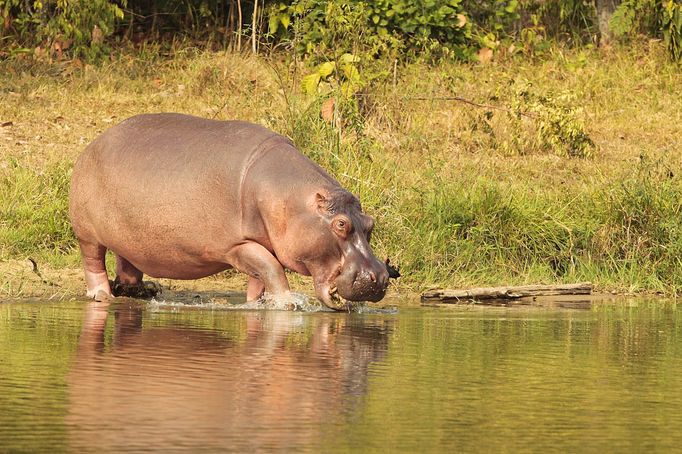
[421,282,593,304]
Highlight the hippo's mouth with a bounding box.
[328,285,350,310]
[315,281,351,311]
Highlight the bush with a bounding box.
[1,1,681,62]
[610,0,682,62]
[0,0,125,61]
[269,0,471,60]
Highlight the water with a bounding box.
[1,298,681,452]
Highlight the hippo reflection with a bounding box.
[67,301,392,451]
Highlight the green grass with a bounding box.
[1,42,681,295]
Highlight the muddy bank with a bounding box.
[0,259,264,301]
[0,259,413,306]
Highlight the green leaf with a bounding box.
[301,73,321,95]
[339,53,360,64]
[317,61,336,79]
[506,0,518,13]
[341,64,360,83]
[341,81,359,98]
[268,15,279,34]
[281,15,290,29]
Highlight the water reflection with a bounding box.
[3,299,682,452]
[66,300,393,451]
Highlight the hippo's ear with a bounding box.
[315,192,332,215]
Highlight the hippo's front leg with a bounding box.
[227,242,291,302]
[247,276,266,301]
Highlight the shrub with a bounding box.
[0,0,125,61]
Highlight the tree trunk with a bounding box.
[251,0,258,54]
[596,0,619,45]
[237,0,242,50]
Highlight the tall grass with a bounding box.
[0,42,680,293]
[0,159,73,256]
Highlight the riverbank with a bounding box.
[1,42,681,297]
[0,259,420,304]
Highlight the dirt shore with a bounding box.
[0,259,414,305]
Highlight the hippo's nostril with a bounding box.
[369,271,377,283]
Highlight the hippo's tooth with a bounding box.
[329,291,347,309]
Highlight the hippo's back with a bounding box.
[87,113,282,173]
[69,113,290,278]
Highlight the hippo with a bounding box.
[69,113,396,310]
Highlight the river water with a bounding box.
[1,298,681,452]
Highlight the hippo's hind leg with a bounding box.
[114,255,143,285]
[77,239,112,301]
[112,255,160,298]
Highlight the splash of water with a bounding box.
[235,292,332,312]
[148,292,333,312]
[146,291,397,313]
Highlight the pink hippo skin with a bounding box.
[69,113,391,310]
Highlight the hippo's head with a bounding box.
[292,189,390,310]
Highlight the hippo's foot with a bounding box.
[88,288,113,302]
[112,279,162,299]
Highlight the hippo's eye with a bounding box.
[332,217,351,238]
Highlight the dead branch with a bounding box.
[421,282,593,304]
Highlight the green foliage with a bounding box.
[301,53,362,97]
[0,159,75,258]
[594,157,682,277]
[609,0,659,38]
[1,0,681,62]
[467,0,521,34]
[367,0,471,56]
[0,0,125,61]
[405,180,579,281]
[661,0,682,61]
[518,14,551,56]
[466,80,595,158]
[270,0,471,60]
[610,0,682,62]
[535,0,597,43]
[510,82,595,158]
